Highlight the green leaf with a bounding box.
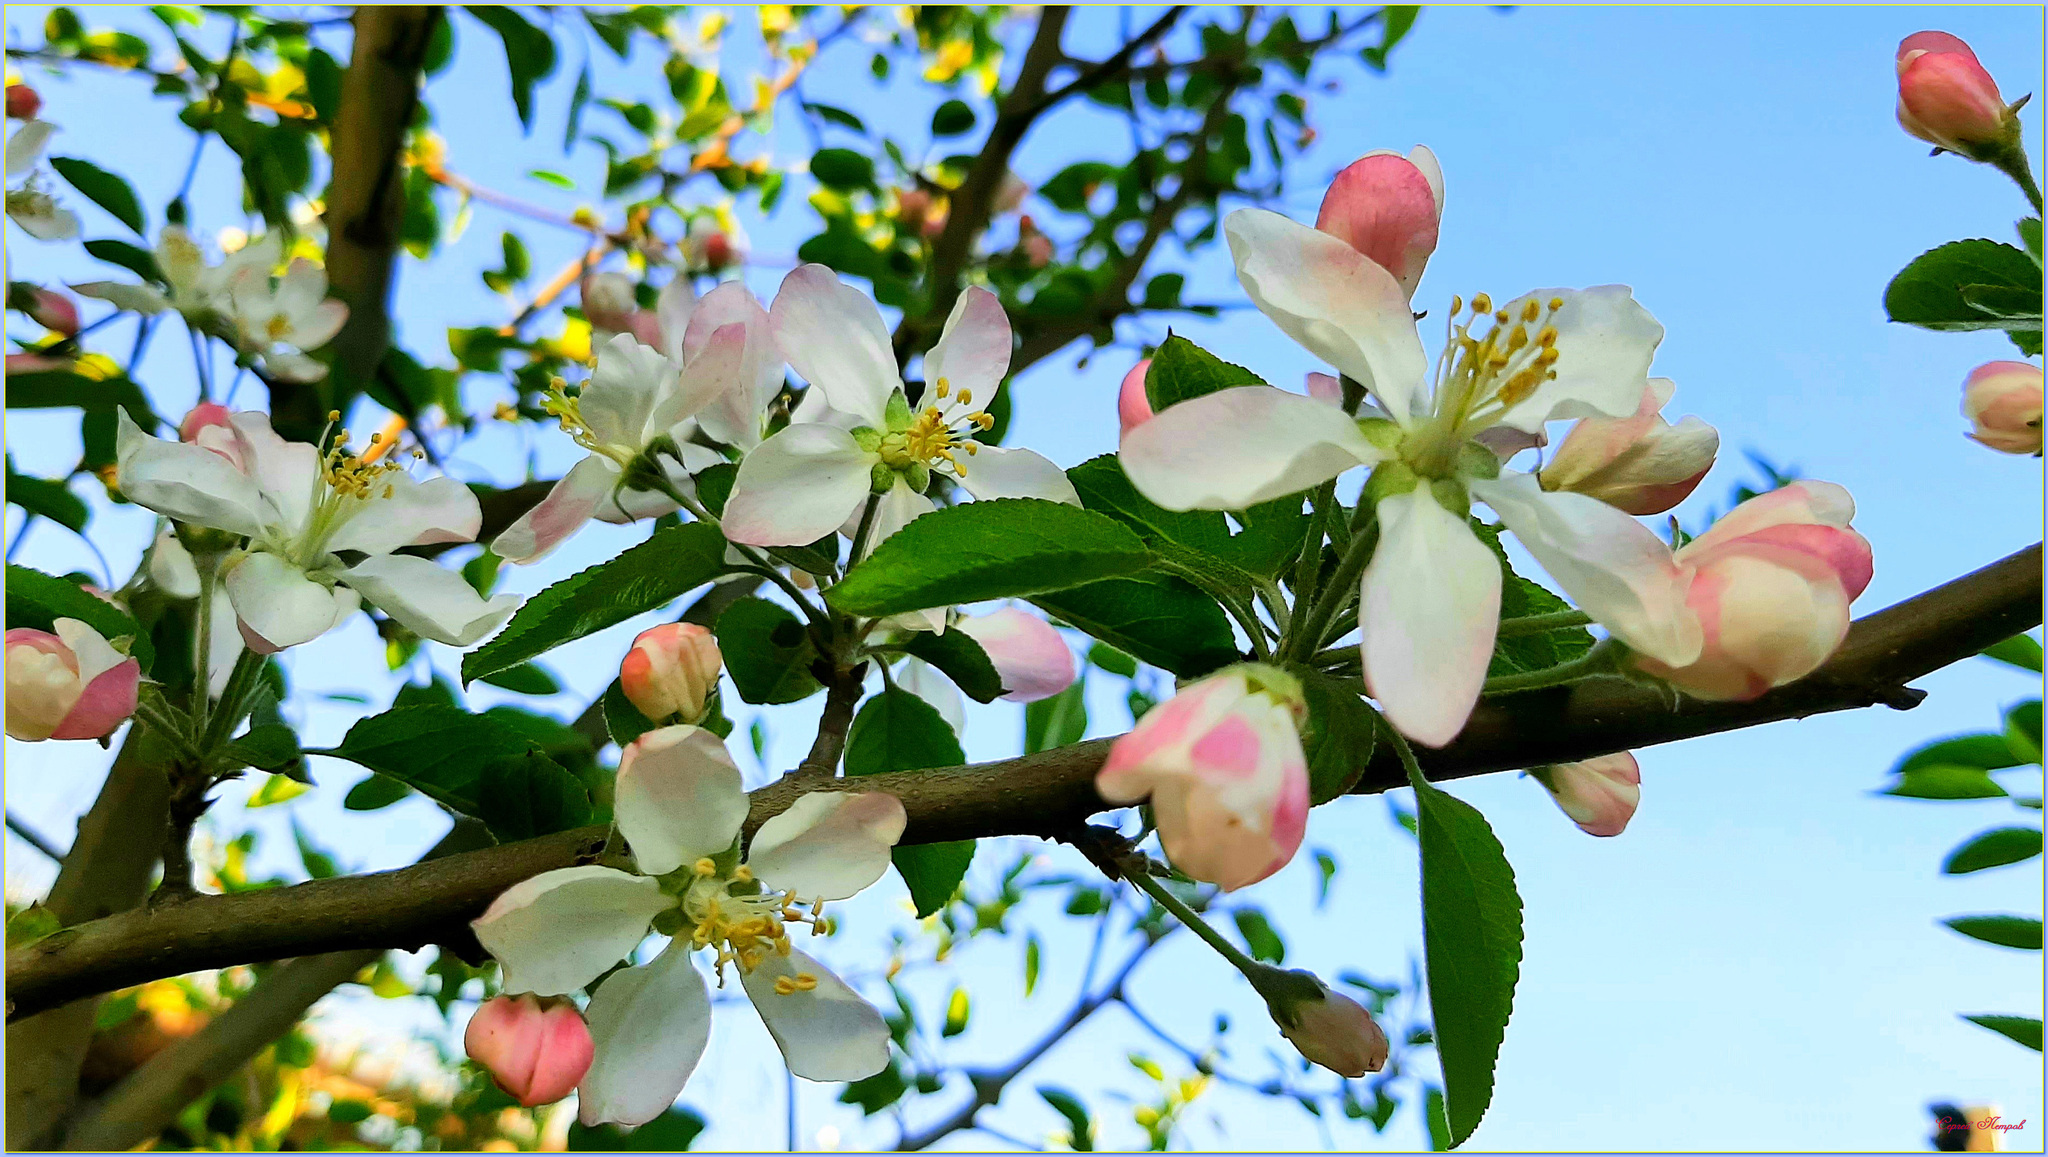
[465,6,557,131]
[246,773,309,808]
[716,598,823,705]
[839,1060,909,1115]
[1410,767,1523,1148]
[1944,914,2043,950]
[1883,765,2011,800]
[899,629,1003,703]
[1885,239,2043,334]
[1143,333,1268,412]
[1088,642,1138,678]
[844,688,974,917]
[5,564,152,670]
[224,723,303,778]
[568,1108,706,1150]
[1962,1014,2044,1052]
[343,773,411,811]
[1024,933,1042,996]
[1296,668,1377,804]
[828,498,1152,618]
[1982,633,2045,673]
[810,147,876,190]
[1943,827,2044,874]
[1894,734,2026,776]
[461,522,730,685]
[2007,700,2043,765]
[5,368,156,424]
[1066,454,1264,591]
[1363,5,1420,71]
[1024,676,1087,755]
[930,98,976,136]
[601,677,661,749]
[321,705,590,842]
[943,986,971,1036]
[1423,1085,1452,1151]
[1232,907,1286,963]
[83,237,161,282]
[6,459,88,533]
[477,661,561,695]
[50,156,145,235]
[1032,574,1240,678]
[1038,1086,1095,1152]
[6,905,62,950]
[1472,521,1594,676]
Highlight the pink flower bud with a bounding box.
[580,273,641,335]
[701,231,735,270]
[897,188,933,227]
[1961,360,2044,455]
[179,402,235,443]
[1895,32,2012,155]
[20,287,78,335]
[1275,981,1389,1078]
[463,994,595,1108]
[1315,145,1443,299]
[1635,482,1874,701]
[620,622,723,723]
[6,84,40,121]
[1097,665,1310,891]
[5,352,71,375]
[1531,752,1641,837]
[955,608,1074,702]
[1118,359,1154,437]
[5,619,141,742]
[1539,379,1719,515]
[1022,230,1053,269]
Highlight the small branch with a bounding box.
[1023,7,1188,117]
[795,664,867,780]
[6,813,67,865]
[7,545,2039,1022]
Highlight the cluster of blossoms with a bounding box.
[5,84,78,241]
[76,226,349,382]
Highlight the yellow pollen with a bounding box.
[328,410,341,422]
[1505,326,1529,352]
[1522,299,1542,323]
[695,857,718,876]
[1548,296,1565,311]
[1537,346,1561,365]
[733,865,754,883]
[935,378,950,398]
[1449,294,1463,315]
[956,388,972,405]
[1493,309,1510,325]
[1537,326,1558,347]
[1471,293,1492,314]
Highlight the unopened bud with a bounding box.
[1117,359,1154,437]
[6,84,40,121]
[13,286,78,335]
[1258,970,1389,1078]
[620,622,722,723]
[179,402,235,443]
[1895,31,2019,159]
[1961,360,2044,455]
[463,994,594,1108]
[1531,752,1641,837]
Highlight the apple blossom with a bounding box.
[1121,181,1701,746]
[75,226,281,325]
[722,265,1079,548]
[1268,977,1389,1078]
[6,84,41,121]
[1315,145,1443,299]
[469,724,904,1126]
[620,622,723,724]
[1530,752,1641,837]
[1895,32,2018,158]
[955,607,1074,702]
[491,315,758,564]
[683,216,746,272]
[5,618,141,742]
[226,256,349,382]
[1634,481,1874,701]
[179,401,235,443]
[1539,378,1719,514]
[1960,360,2043,455]
[1118,359,1155,436]
[115,408,518,651]
[5,119,78,241]
[1097,664,1311,891]
[463,994,595,1108]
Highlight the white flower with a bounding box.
[228,256,349,382]
[116,408,518,651]
[492,299,766,563]
[5,120,79,241]
[470,725,905,1127]
[75,226,280,323]
[720,265,1079,548]
[1120,199,1701,746]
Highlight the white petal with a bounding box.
[897,657,964,733]
[290,298,348,352]
[272,258,326,321]
[114,409,269,538]
[206,587,242,699]
[665,319,750,435]
[683,281,781,449]
[922,287,1011,416]
[11,201,79,241]
[228,411,320,536]
[328,473,482,554]
[148,527,201,598]
[1471,472,1701,667]
[951,444,1079,505]
[722,424,874,546]
[581,334,678,451]
[257,351,328,382]
[1359,489,1500,748]
[72,281,171,315]
[224,551,354,650]
[52,618,124,684]
[654,275,698,363]
[470,865,671,997]
[338,553,520,646]
[5,120,55,177]
[1223,209,1430,424]
[769,264,899,426]
[742,948,891,1082]
[578,941,713,1128]
[746,791,906,902]
[492,455,621,564]
[852,476,936,560]
[1492,286,1664,433]
[956,607,1074,702]
[1119,386,1379,511]
[614,725,748,877]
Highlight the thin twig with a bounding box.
[6,812,67,865]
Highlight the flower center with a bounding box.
[676,859,829,989]
[281,413,410,565]
[541,377,637,467]
[1406,291,1565,476]
[875,377,994,479]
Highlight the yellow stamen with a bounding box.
[1471,293,1492,314]
[695,857,718,876]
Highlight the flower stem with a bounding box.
[1495,609,1592,638]
[199,648,267,754]
[1992,148,2045,215]
[1121,865,1264,979]
[188,554,220,738]
[646,472,835,638]
[1480,639,1616,695]
[1282,511,1379,664]
[132,693,204,763]
[796,665,867,779]
[846,492,882,570]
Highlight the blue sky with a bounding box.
[6,5,2045,1151]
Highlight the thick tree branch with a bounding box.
[6,545,2039,1023]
